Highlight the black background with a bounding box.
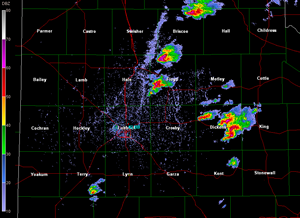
[8,0,300,217]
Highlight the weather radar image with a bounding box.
[6,0,300,218]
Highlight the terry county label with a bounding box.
[166,126,180,130]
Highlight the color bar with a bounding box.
[2,10,6,212]
[1,97,4,126]
[1,41,4,68]
[2,127,4,155]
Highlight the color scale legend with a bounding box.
[2,10,6,212]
